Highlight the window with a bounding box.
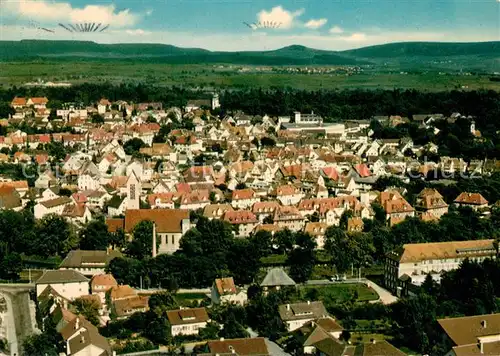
[130,184,136,200]
[172,235,175,244]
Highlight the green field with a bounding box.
[301,283,379,304]
[1,61,498,91]
[174,292,208,307]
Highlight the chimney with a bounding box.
[80,333,85,344]
[370,338,376,344]
[286,304,290,311]
[220,337,224,341]
[481,320,487,328]
[479,340,484,354]
[75,318,80,330]
[229,345,235,354]
[152,222,157,258]
[307,300,310,305]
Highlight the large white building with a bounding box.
[385,239,496,296]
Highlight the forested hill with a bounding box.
[0,40,498,68]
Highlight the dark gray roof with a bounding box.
[260,268,296,287]
[36,270,89,284]
[59,250,122,268]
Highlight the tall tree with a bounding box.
[79,219,111,250]
[126,220,153,260]
[35,214,76,257]
[72,297,100,326]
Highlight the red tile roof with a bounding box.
[454,192,488,206]
[232,188,255,200]
[124,209,189,233]
[223,210,258,224]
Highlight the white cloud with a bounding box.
[4,0,139,27]
[125,29,151,36]
[304,18,327,29]
[340,32,367,42]
[329,26,344,34]
[256,6,304,29]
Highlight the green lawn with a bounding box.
[300,283,379,304]
[175,292,208,307]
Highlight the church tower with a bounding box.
[211,93,220,110]
[126,171,141,210]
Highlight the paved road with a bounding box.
[306,278,398,305]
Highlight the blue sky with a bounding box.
[1,0,499,50]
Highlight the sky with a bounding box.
[0,0,499,51]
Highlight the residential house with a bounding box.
[59,250,122,276]
[34,196,73,219]
[179,189,210,210]
[347,217,364,233]
[279,301,329,331]
[252,201,281,223]
[114,295,150,320]
[205,338,270,356]
[35,171,58,189]
[378,190,415,226]
[98,99,110,115]
[167,307,210,336]
[304,222,328,249]
[293,318,344,355]
[0,186,22,211]
[203,204,234,220]
[273,206,305,232]
[148,192,176,209]
[60,316,112,356]
[276,184,304,206]
[454,192,489,211]
[438,313,500,356]
[223,210,259,237]
[415,188,449,220]
[77,160,101,191]
[62,203,92,225]
[90,274,118,303]
[36,270,89,301]
[211,277,248,306]
[385,239,496,296]
[231,188,260,209]
[27,97,49,109]
[107,195,127,217]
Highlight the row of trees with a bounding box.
[108,215,325,290]
[0,210,127,281]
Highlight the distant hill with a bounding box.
[342,41,500,58]
[0,40,498,68]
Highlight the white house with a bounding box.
[59,250,122,277]
[36,270,90,301]
[78,161,101,191]
[167,307,210,336]
[61,316,112,356]
[231,188,260,209]
[278,301,329,331]
[276,184,303,206]
[34,196,73,219]
[211,277,248,306]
